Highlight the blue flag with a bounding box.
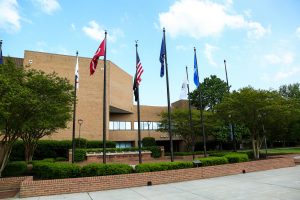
[159,36,166,77]
[0,41,3,65]
[194,51,199,87]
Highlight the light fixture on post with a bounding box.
[78,119,83,148]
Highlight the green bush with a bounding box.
[74,138,88,148]
[86,141,116,148]
[135,161,193,173]
[197,157,228,166]
[74,149,86,162]
[208,152,229,157]
[33,161,81,179]
[10,140,116,161]
[224,153,249,163]
[55,157,67,161]
[41,158,56,163]
[2,161,28,177]
[10,140,25,161]
[143,146,161,158]
[81,163,133,177]
[165,151,204,156]
[142,137,156,147]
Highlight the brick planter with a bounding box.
[86,151,152,162]
[18,157,295,198]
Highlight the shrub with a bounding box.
[208,152,228,157]
[135,161,193,173]
[165,151,204,156]
[143,146,161,158]
[10,140,25,161]
[41,158,56,163]
[224,153,249,163]
[55,157,67,161]
[142,137,156,147]
[2,161,28,177]
[86,141,116,148]
[81,163,133,177]
[74,138,87,148]
[33,161,81,179]
[197,157,228,166]
[74,149,86,162]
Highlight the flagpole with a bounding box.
[224,60,236,152]
[0,40,3,65]
[194,48,207,157]
[71,51,78,163]
[186,66,195,160]
[102,31,107,164]
[136,41,142,164]
[163,28,174,162]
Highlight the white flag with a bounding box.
[179,79,188,100]
[75,55,79,89]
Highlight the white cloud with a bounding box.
[0,0,21,32]
[159,0,269,39]
[71,23,76,31]
[264,52,294,65]
[176,45,189,51]
[32,0,61,15]
[274,68,300,81]
[296,27,300,38]
[82,20,124,43]
[204,43,218,66]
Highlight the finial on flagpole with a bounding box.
[76,50,78,56]
[194,47,196,53]
[163,27,165,32]
[224,59,226,64]
[135,40,138,47]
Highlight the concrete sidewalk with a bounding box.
[16,165,300,200]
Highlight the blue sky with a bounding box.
[1,0,300,106]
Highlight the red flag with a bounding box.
[90,39,106,75]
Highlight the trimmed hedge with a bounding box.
[81,163,133,177]
[74,149,86,162]
[142,137,156,147]
[135,161,193,173]
[197,157,228,166]
[224,153,249,163]
[165,151,204,156]
[2,161,28,177]
[10,139,116,161]
[86,141,116,148]
[33,161,81,179]
[74,138,88,148]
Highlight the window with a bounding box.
[116,142,132,148]
[109,121,132,130]
[133,121,160,130]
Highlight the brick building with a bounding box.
[13,50,186,151]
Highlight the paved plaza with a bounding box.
[16,165,300,200]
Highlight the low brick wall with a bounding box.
[86,151,152,163]
[0,176,32,191]
[19,157,295,198]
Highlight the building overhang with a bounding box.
[109,106,133,114]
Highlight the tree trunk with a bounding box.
[252,139,260,160]
[0,143,13,177]
[24,140,37,162]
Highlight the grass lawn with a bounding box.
[263,147,300,154]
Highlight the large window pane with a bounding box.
[119,122,126,130]
[109,121,114,130]
[113,121,119,130]
[152,122,158,130]
[125,122,131,130]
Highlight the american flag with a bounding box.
[133,51,144,102]
[135,52,144,85]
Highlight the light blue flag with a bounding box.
[193,51,199,87]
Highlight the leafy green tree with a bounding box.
[215,87,283,159]
[158,109,217,151]
[189,75,229,111]
[279,83,300,99]
[21,69,74,162]
[0,59,29,176]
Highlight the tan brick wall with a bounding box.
[19,157,295,198]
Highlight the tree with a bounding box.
[158,109,217,151]
[279,83,300,99]
[215,87,284,159]
[0,59,30,177]
[189,75,229,111]
[21,69,74,162]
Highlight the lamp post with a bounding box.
[147,121,151,137]
[78,119,83,148]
